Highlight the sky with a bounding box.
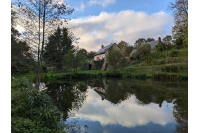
[62,0,174,51]
[11,0,175,52]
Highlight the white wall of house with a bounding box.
[94,53,106,61]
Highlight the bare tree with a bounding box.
[12,0,75,89]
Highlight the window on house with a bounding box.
[97,57,99,61]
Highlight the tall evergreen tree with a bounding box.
[44,27,73,70]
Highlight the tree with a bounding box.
[125,45,134,56]
[118,40,128,52]
[43,27,73,70]
[145,38,155,43]
[107,49,125,72]
[78,48,87,57]
[63,48,87,73]
[135,44,152,65]
[134,38,145,47]
[87,51,96,59]
[11,9,35,74]
[13,0,74,89]
[135,44,151,60]
[169,0,188,47]
[118,40,134,56]
[163,35,172,42]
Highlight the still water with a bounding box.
[44,78,188,133]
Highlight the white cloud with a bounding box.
[68,88,175,127]
[75,3,85,12]
[69,10,173,51]
[88,0,116,7]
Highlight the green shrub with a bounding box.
[11,77,64,132]
[155,42,173,52]
[151,51,167,59]
[107,49,126,72]
[135,44,151,60]
[155,44,166,52]
[169,50,180,57]
[179,48,188,57]
[94,58,105,70]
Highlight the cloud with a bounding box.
[75,3,85,12]
[69,10,173,51]
[88,0,116,7]
[69,88,175,128]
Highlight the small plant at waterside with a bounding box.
[11,77,65,132]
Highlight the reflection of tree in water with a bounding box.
[89,79,132,105]
[45,79,187,133]
[89,79,175,106]
[63,121,88,133]
[90,79,188,133]
[173,89,188,133]
[45,81,88,120]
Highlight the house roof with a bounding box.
[130,49,137,56]
[130,40,161,56]
[94,43,115,56]
[146,40,159,51]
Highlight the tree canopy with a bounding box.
[163,35,172,42]
[63,48,88,73]
[107,49,125,72]
[134,38,145,47]
[145,38,155,43]
[43,27,73,70]
[11,10,35,74]
[169,0,188,47]
[118,40,134,56]
[87,51,96,59]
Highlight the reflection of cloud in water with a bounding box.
[68,87,175,128]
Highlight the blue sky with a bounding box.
[65,0,174,19]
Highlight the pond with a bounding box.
[44,78,188,133]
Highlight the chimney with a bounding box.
[101,45,104,48]
[158,37,161,42]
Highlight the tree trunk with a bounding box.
[37,1,41,89]
[40,0,46,70]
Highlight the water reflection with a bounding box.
[45,78,188,133]
[45,81,88,119]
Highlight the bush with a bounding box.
[151,51,167,59]
[169,50,180,57]
[135,44,151,60]
[155,43,173,52]
[179,48,188,57]
[155,44,166,52]
[11,77,64,132]
[107,49,126,72]
[94,58,105,70]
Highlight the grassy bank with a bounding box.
[25,69,186,83]
[11,77,65,132]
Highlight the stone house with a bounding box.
[92,43,124,70]
[130,37,163,57]
[94,43,124,61]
